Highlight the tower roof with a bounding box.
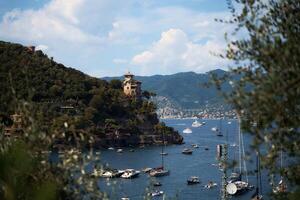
[124,71,134,77]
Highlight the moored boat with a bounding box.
[226,181,250,195]
[191,120,202,127]
[182,148,193,155]
[117,148,123,153]
[153,182,162,187]
[149,167,170,177]
[160,152,168,155]
[183,128,192,134]
[121,169,140,179]
[211,127,218,132]
[150,190,164,197]
[204,181,217,189]
[187,176,200,185]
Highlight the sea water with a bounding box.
[97,119,271,200]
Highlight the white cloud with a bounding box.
[0,0,233,76]
[132,28,228,75]
[0,0,103,45]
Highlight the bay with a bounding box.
[97,119,271,200]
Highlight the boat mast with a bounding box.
[241,127,248,182]
[220,128,229,200]
[238,117,242,175]
[162,130,164,169]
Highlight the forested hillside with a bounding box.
[0,41,183,147]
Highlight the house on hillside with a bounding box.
[123,72,141,99]
[4,113,23,137]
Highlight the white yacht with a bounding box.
[121,169,140,179]
[149,167,170,177]
[204,181,218,189]
[117,148,123,153]
[150,190,164,197]
[183,128,192,134]
[211,127,218,132]
[191,120,202,127]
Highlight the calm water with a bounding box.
[97,119,271,200]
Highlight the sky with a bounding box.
[0,0,233,77]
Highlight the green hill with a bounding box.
[0,41,183,147]
[104,69,231,109]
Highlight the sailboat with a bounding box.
[251,152,263,200]
[273,149,287,193]
[226,118,251,196]
[150,131,170,177]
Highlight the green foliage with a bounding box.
[0,41,179,142]
[0,140,58,200]
[217,0,300,198]
[0,40,182,200]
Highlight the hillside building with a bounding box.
[4,113,23,137]
[123,72,141,98]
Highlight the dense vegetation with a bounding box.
[217,0,300,199]
[0,41,183,200]
[0,41,182,148]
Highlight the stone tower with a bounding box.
[123,72,141,98]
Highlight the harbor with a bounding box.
[97,119,272,199]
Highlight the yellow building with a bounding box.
[123,72,141,98]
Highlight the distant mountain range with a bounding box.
[103,69,232,110]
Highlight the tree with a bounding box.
[218,0,300,198]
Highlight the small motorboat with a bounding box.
[204,147,209,150]
[150,190,164,197]
[182,148,193,155]
[121,197,130,200]
[183,128,192,134]
[216,131,223,137]
[228,121,232,124]
[117,149,123,153]
[192,120,202,127]
[100,169,124,178]
[191,144,199,148]
[211,127,218,132]
[153,182,162,187]
[230,143,237,147]
[108,147,114,150]
[160,152,168,156]
[205,181,218,189]
[187,176,200,185]
[121,169,140,179]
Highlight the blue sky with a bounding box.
[0,0,232,77]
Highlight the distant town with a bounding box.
[153,96,237,119]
